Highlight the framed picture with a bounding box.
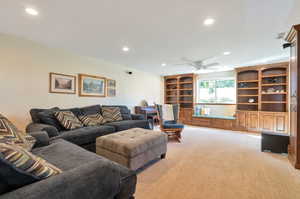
[106,79,116,97]
[49,73,76,94]
[78,74,106,97]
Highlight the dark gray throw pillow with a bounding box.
[37,108,65,131]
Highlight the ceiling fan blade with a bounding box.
[172,62,191,66]
[181,57,194,62]
[203,62,220,67]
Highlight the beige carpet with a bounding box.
[135,126,300,199]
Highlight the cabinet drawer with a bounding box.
[192,118,211,126]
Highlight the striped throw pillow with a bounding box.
[101,107,123,122]
[0,143,62,189]
[0,114,36,151]
[78,114,107,126]
[54,111,83,130]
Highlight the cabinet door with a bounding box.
[180,108,192,123]
[236,111,247,129]
[247,112,259,130]
[259,112,274,131]
[274,113,288,133]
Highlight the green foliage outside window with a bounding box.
[198,79,235,103]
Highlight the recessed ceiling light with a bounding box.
[203,18,215,26]
[25,7,39,16]
[122,46,130,52]
[223,52,231,55]
[161,63,167,67]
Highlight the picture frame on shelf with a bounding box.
[49,72,76,94]
[78,74,106,97]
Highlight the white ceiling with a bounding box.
[1,0,300,75]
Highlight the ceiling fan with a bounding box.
[173,57,220,70]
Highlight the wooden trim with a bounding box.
[78,73,106,97]
[285,24,300,42]
[195,103,236,105]
[49,72,76,94]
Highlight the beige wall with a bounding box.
[0,34,162,130]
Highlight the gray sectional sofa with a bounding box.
[0,105,147,199]
[26,105,150,152]
[0,131,136,199]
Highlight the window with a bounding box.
[197,79,236,103]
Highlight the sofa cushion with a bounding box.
[0,143,61,194]
[31,139,137,198]
[78,114,106,126]
[36,108,65,131]
[102,105,132,120]
[53,126,116,146]
[163,120,184,129]
[60,108,82,117]
[78,105,101,116]
[0,114,36,151]
[106,120,150,131]
[30,107,59,123]
[54,111,83,130]
[102,107,123,122]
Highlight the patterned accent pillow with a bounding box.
[0,143,62,193]
[102,107,123,122]
[54,111,83,130]
[78,114,107,126]
[0,114,36,151]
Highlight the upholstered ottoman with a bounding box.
[96,128,168,170]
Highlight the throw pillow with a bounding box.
[54,111,83,130]
[37,108,65,131]
[101,107,123,122]
[78,114,107,126]
[0,143,62,194]
[0,114,36,151]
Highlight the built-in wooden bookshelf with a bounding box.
[237,70,259,111]
[235,62,289,133]
[261,67,288,112]
[164,74,195,124]
[164,73,195,109]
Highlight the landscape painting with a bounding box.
[106,79,116,97]
[49,73,76,94]
[79,74,106,97]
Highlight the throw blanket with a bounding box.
[162,104,174,121]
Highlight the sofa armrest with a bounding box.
[131,114,145,120]
[26,123,59,138]
[29,131,50,148]
[1,160,122,199]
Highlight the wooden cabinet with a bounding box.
[179,108,193,124]
[286,24,300,169]
[247,112,259,131]
[236,111,288,133]
[236,111,248,129]
[191,116,234,130]
[236,111,259,131]
[164,73,195,125]
[259,112,288,133]
[259,112,275,131]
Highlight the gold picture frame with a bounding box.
[106,79,116,97]
[49,72,76,94]
[78,74,106,97]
